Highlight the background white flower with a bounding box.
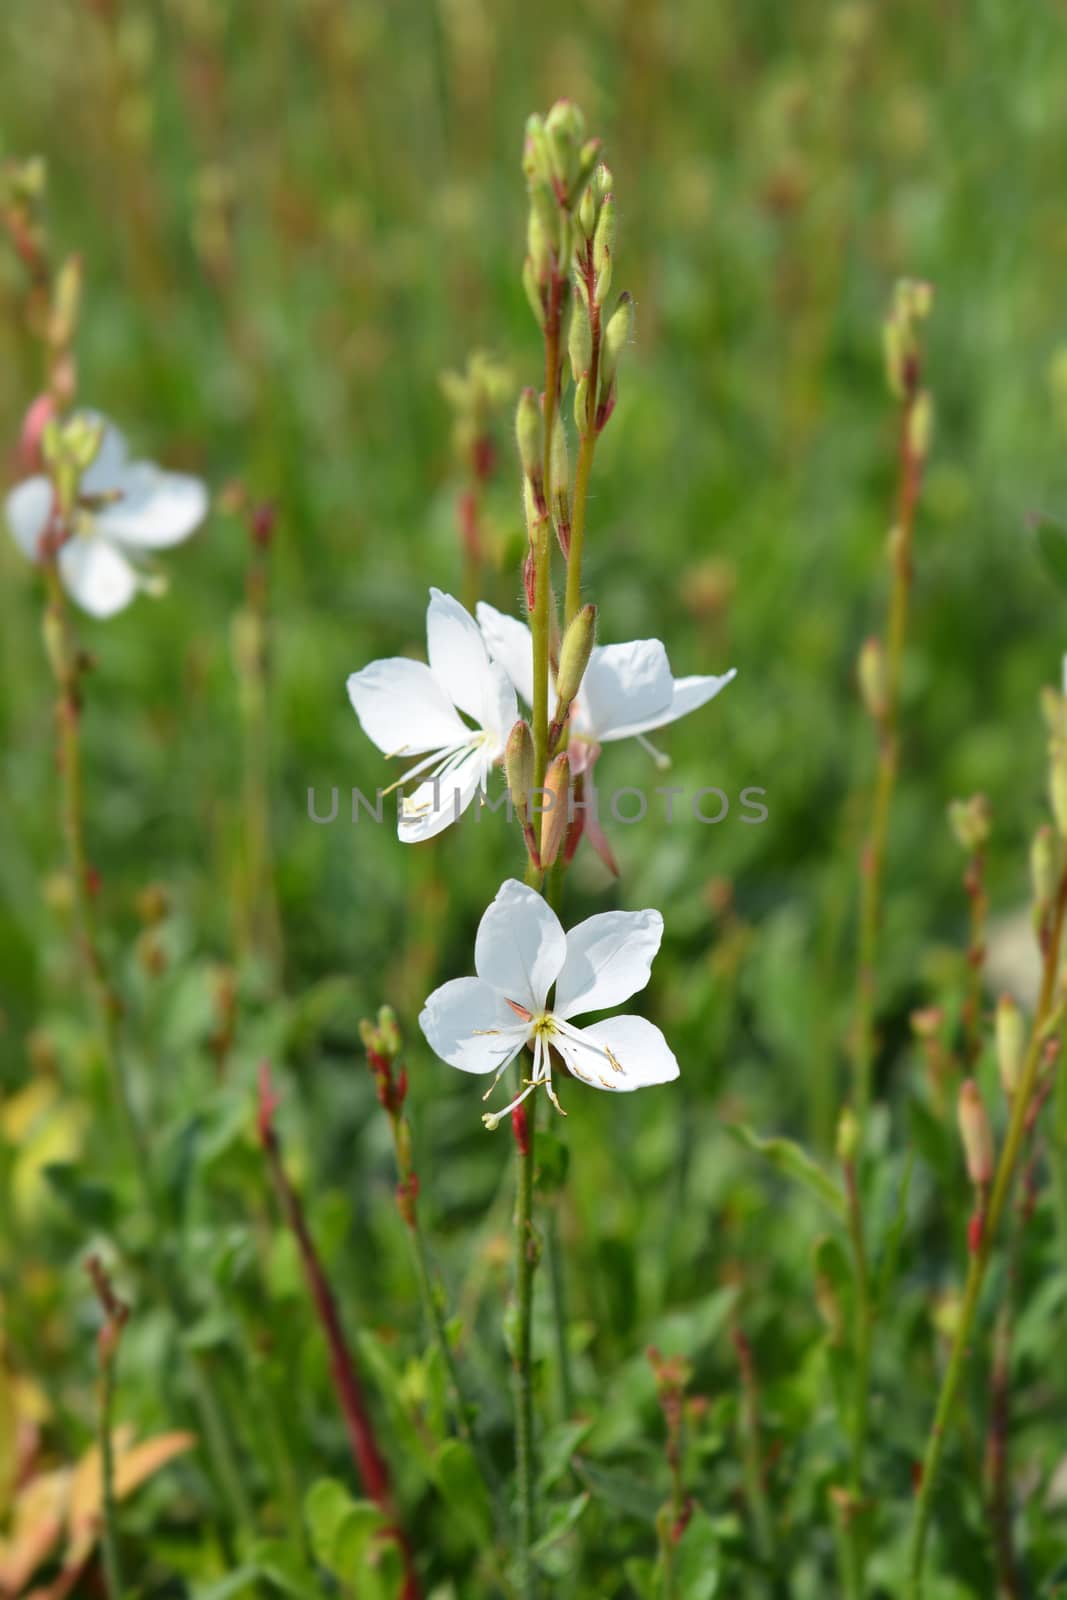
[477,601,736,768]
[419,878,679,1126]
[5,413,208,619]
[347,588,518,842]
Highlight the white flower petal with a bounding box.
[398,745,484,842]
[578,640,674,743]
[79,416,129,492]
[96,463,208,549]
[419,976,530,1075]
[347,657,470,756]
[476,601,537,710]
[58,537,138,618]
[553,1013,679,1092]
[474,879,567,1014]
[554,908,664,1020]
[5,476,53,562]
[619,669,737,738]
[426,588,497,725]
[480,661,519,752]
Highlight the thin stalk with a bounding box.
[842,1158,872,1597]
[563,291,600,627]
[87,1255,128,1600]
[853,388,925,1122]
[906,866,1067,1594]
[235,536,284,985]
[531,276,563,804]
[544,1207,575,1419]
[732,1325,774,1567]
[511,1099,539,1599]
[962,847,988,1071]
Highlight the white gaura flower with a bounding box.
[419,878,679,1128]
[476,601,736,771]
[347,588,518,843]
[5,413,208,619]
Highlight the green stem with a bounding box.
[512,1095,539,1598]
[843,1162,872,1597]
[545,1206,575,1419]
[531,279,562,804]
[906,865,1067,1594]
[853,396,923,1123]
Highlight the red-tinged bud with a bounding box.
[251,501,277,548]
[256,1061,281,1147]
[18,392,55,472]
[995,995,1025,1097]
[394,1066,408,1106]
[968,1209,984,1254]
[540,753,572,868]
[958,1079,994,1186]
[523,551,537,612]
[512,1103,530,1154]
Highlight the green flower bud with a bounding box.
[505,719,534,816]
[995,995,1025,1098]
[836,1107,860,1166]
[522,256,545,327]
[48,254,83,352]
[578,184,597,240]
[378,1005,401,1057]
[600,291,634,388]
[540,752,572,869]
[527,197,554,282]
[515,387,543,490]
[1050,737,1067,837]
[556,604,597,711]
[523,114,550,185]
[568,295,592,382]
[947,794,991,854]
[596,161,613,197]
[573,374,591,437]
[551,414,570,542]
[1031,823,1057,910]
[908,389,934,460]
[857,636,887,721]
[593,193,615,303]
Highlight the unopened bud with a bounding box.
[908,390,934,460]
[578,184,597,240]
[522,256,546,327]
[958,1079,994,1186]
[540,753,572,868]
[568,295,592,382]
[48,255,83,352]
[1051,739,1067,837]
[910,1006,943,1040]
[516,388,543,490]
[1031,824,1057,910]
[522,114,550,185]
[948,794,991,853]
[593,194,615,304]
[377,1004,401,1058]
[994,996,1025,1097]
[857,636,888,720]
[505,720,535,816]
[836,1107,860,1166]
[601,292,633,384]
[556,605,597,711]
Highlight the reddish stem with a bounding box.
[257,1065,420,1598]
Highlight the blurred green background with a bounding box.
[4,2,1067,1592]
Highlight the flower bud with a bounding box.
[948,794,991,853]
[908,389,934,460]
[1031,823,1057,910]
[593,193,615,304]
[995,996,1025,1097]
[505,719,535,817]
[377,1004,401,1058]
[836,1106,860,1166]
[857,636,888,721]
[958,1079,994,1186]
[910,1006,943,1040]
[1051,738,1067,837]
[600,292,634,384]
[539,753,572,868]
[515,386,542,484]
[48,254,83,352]
[578,184,597,240]
[568,295,592,382]
[556,604,597,711]
[522,114,550,184]
[522,255,545,327]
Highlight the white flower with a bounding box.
[5,413,208,619]
[419,878,679,1127]
[347,588,518,843]
[476,601,736,770]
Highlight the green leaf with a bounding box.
[304,1478,387,1577]
[724,1124,845,1217]
[675,1508,724,1598]
[573,1457,659,1522]
[531,1491,590,1559]
[41,1161,117,1227]
[431,1439,493,1547]
[538,1418,593,1493]
[247,1540,319,1599]
[1034,510,1067,591]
